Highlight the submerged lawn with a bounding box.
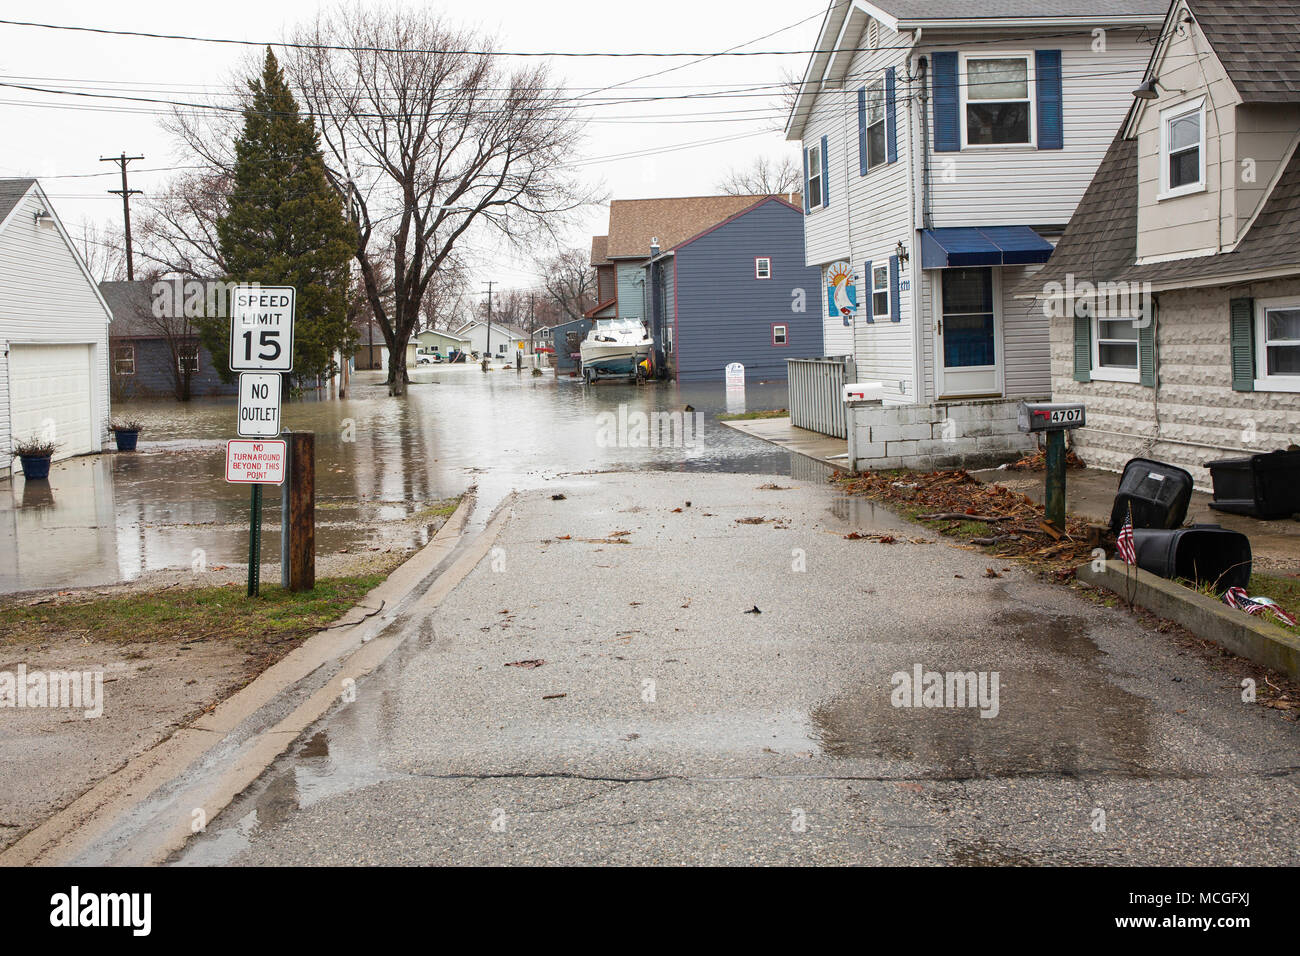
[0,573,390,649]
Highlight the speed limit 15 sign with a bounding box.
[229,285,296,372]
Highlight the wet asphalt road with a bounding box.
[176,472,1300,865]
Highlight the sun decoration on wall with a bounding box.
[826,261,858,324]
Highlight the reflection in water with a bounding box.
[1,368,799,592]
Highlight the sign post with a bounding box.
[1017,402,1087,531]
[227,284,296,598]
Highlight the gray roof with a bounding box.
[1025,132,1300,293]
[1194,0,1300,102]
[100,280,160,338]
[875,0,1168,22]
[0,178,36,226]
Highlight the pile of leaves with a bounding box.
[1004,447,1088,471]
[833,469,1107,575]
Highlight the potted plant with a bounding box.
[13,437,57,481]
[111,418,143,452]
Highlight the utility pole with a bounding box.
[482,281,494,357]
[100,153,144,280]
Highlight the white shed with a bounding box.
[0,179,113,476]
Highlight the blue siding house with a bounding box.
[595,194,819,383]
[101,280,236,401]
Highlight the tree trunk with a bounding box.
[387,335,409,396]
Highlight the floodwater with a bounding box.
[0,366,819,593]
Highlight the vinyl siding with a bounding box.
[614,260,648,323]
[0,185,112,470]
[109,337,237,399]
[674,199,820,382]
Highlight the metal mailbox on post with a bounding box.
[1018,402,1086,531]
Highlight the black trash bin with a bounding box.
[1109,458,1195,533]
[1131,524,1252,593]
[1206,450,1300,520]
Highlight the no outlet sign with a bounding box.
[238,372,282,438]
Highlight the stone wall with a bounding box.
[847,397,1041,471]
[1050,278,1300,490]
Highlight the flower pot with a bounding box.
[113,429,140,452]
[19,454,51,481]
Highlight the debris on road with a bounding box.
[744,605,762,615]
[505,659,546,669]
[542,693,567,701]
[551,494,567,501]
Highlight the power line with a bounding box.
[99,152,143,280]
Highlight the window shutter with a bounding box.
[820,135,830,207]
[857,88,868,176]
[932,52,960,152]
[889,255,900,322]
[886,67,898,164]
[1230,297,1256,391]
[863,260,874,324]
[1072,313,1091,382]
[1035,50,1064,150]
[1138,316,1156,387]
[802,149,810,213]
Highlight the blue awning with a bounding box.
[920,226,1054,269]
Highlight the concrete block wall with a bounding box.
[847,397,1040,472]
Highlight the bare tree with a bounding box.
[419,255,471,332]
[288,6,590,395]
[132,169,232,280]
[716,155,803,197]
[539,248,596,324]
[75,220,127,282]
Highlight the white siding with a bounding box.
[0,185,112,471]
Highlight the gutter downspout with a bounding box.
[913,43,931,404]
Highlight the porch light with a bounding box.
[895,240,909,264]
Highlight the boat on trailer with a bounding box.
[579,319,653,383]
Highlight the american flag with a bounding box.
[1116,512,1136,565]
[1224,587,1299,627]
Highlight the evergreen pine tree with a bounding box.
[211,48,356,384]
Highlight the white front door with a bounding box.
[9,343,97,460]
[935,267,1003,399]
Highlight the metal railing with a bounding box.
[786,356,855,439]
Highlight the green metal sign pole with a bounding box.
[248,483,263,598]
[1045,430,1067,532]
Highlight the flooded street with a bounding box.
[0,366,804,593]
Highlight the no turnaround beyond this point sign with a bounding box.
[230,285,295,372]
[226,439,286,485]
[238,372,282,438]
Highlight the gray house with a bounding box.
[1026,0,1300,488]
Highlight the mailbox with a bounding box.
[1018,402,1086,434]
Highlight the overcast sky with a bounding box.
[0,0,823,292]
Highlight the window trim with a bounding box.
[754,257,772,280]
[871,262,891,321]
[771,324,789,347]
[113,345,136,376]
[807,143,823,210]
[1254,296,1300,392]
[1157,97,1207,201]
[1090,314,1141,383]
[863,78,888,171]
[959,50,1036,150]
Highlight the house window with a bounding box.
[113,346,135,376]
[772,324,788,346]
[962,54,1033,146]
[1256,298,1300,391]
[177,344,200,375]
[1160,98,1206,198]
[755,257,772,280]
[864,79,887,170]
[871,263,890,319]
[807,143,823,209]
[665,326,674,354]
[1092,316,1140,383]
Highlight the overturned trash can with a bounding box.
[1131,524,1252,594]
[1108,457,1195,534]
[1206,449,1300,520]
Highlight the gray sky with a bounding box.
[0,0,822,291]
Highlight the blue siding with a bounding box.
[550,318,593,375]
[110,336,236,399]
[672,199,822,383]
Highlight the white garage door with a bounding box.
[9,344,97,460]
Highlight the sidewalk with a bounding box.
[972,465,1300,572]
[721,416,848,470]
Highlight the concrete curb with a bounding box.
[0,490,515,866]
[1078,559,1300,682]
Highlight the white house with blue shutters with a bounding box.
[785,0,1166,469]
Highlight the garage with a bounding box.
[8,343,97,459]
